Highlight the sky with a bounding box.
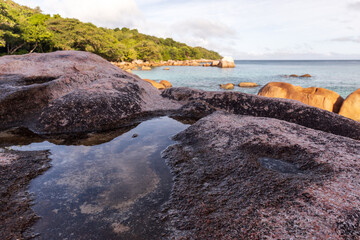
[14,0,360,60]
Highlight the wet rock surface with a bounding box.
[162,87,360,140]
[0,51,181,134]
[0,149,51,240]
[162,111,360,239]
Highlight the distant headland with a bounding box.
[0,0,221,62]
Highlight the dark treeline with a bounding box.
[0,0,222,61]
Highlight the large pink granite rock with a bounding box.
[0,51,180,134]
[162,111,360,239]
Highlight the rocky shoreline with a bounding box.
[111,56,235,72]
[1,51,359,239]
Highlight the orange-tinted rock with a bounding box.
[163,67,170,70]
[339,88,360,121]
[258,82,344,113]
[300,74,312,78]
[141,66,151,71]
[211,61,220,67]
[220,83,234,90]
[203,63,211,67]
[218,57,235,68]
[160,80,172,88]
[125,69,132,74]
[143,79,165,90]
[289,74,299,78]
[239,82,259,88]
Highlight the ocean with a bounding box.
[133,60,360,98]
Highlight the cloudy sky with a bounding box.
[15,0,360,59]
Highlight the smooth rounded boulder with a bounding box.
[143,79,166,90]
[339,88,360,121]
[141,66,151,71]
[239,82,259,88]
[258,82,344,113]
[218,56,235,68]
[0,51,181,134]
[220,83,234,90]
[211,60,220,66]
[160,80,172,88]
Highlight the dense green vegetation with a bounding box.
[0,0,221,61]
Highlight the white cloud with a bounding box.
[15,0,143,28]
[332,36,360,43]
[348,1,360,10]
[173,19,235,40]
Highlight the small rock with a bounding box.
[300,74,312,78]
[163,67,170,70]
[143,79,165,90]
[132,133,138,138]
[220,83,234,90]
[141,66,151,71]
[160,80,172,88]
[238,82,259,88]
[289,74,299,77]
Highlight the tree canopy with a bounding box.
[0,0,222,61]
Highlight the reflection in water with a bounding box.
[11,117,188,240]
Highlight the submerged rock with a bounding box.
[220,83,234,90]
[0,51,181,134]
[258,82,344,113]
[162,87,360,140]
[238,82,259,87]
[162,111,360,239]
[339,88,360,122]
[0,149,51,240]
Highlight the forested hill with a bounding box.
[0,0,222,61]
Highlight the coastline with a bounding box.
[111,59,221,71]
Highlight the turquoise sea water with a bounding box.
[133,60,360,98]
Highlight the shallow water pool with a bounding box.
[11,117,189,240]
